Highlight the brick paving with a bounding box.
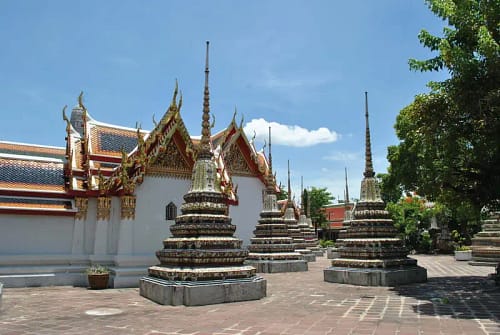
[0,255,499,335]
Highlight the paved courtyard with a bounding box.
[0,255,499,335]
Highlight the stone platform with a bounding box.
[139,275,266,306]
[324,265,427,286]
[245,259,308,273]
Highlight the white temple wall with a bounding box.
[0,214,73,255]
[230,176,265,246]
[83,198,97,255]
[132,176,190,254]
[108,196,121,255]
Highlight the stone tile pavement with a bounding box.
[0,255,498,335]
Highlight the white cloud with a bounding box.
[243,118,338,147]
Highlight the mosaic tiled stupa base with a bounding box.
[470,209,500,267]
[298,212,323,256]
[324,93,426,286]
[140,42,266,306]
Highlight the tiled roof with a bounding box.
[90,125,138,156]
[0,197,72,210]
[0,157,65,192]
[0,142,65,160]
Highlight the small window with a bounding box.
[166,202,177,220]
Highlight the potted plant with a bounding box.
[451,230,472,261]
[85,264,110,289]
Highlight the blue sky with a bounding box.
[0,0,448,202]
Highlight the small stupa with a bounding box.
[470,207,500,267]
[245,128,308,273]
[139,42,266,305]
[284,161,316,262]
[297,179,323,256]
[324,92,427,286]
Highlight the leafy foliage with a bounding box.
[388,0,500,219]
[85,264,110,274]
[307,187,334,228]
[387,196,435,252]
[276,184,288,201]
[319,239,335,248]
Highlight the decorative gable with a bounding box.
[147,135,192,178]
[224,142,253,176]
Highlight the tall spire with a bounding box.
[199,41,212,159]
[266,126,275,193]
[364,91,374,178]
[344,167,350,204]
[300,176,305,215]
[287,160,292,203]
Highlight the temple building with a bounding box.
[324,92,427,286]
[245,128,307,273]
[139,42,266,305]
[0,48,269,289]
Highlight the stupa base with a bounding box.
[139,276,266,306]
[311,249,325,257]
[324,266,427,286]
[244,259,308,273]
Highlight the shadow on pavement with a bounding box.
[391,275,500,321]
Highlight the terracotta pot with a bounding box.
[87,273,109,289]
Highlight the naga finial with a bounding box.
[62,105,71,133]
[178,91,183,111]
[172,79,179,107]
[239,114,244,129]
[232,108,237,124]
[251,130,256,142]
[152,114,158,128]
[210,113,216,129]
[78,91,86,111]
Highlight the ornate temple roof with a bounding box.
[0,141,75,215]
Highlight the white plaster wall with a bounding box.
[83,198,97,254]
[0,214,74,254]
[108,196,121,254]
[132,176,190,254]
[230,176,265,246]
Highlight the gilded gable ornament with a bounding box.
[224,143,253,176]
[148,139,191,178]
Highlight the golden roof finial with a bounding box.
[172,79,178,107]
[152,114,158,128]
[232,107,237,124]
[239,114,244,129]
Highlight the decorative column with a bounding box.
[93,195,112,261]
[71,197,88,261]
[116,195,136,257]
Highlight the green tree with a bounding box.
[276,183,288,201]
[307,187,334,229]
[386,196,434,252]
[376,172,403,204]
[388,0,500,219]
